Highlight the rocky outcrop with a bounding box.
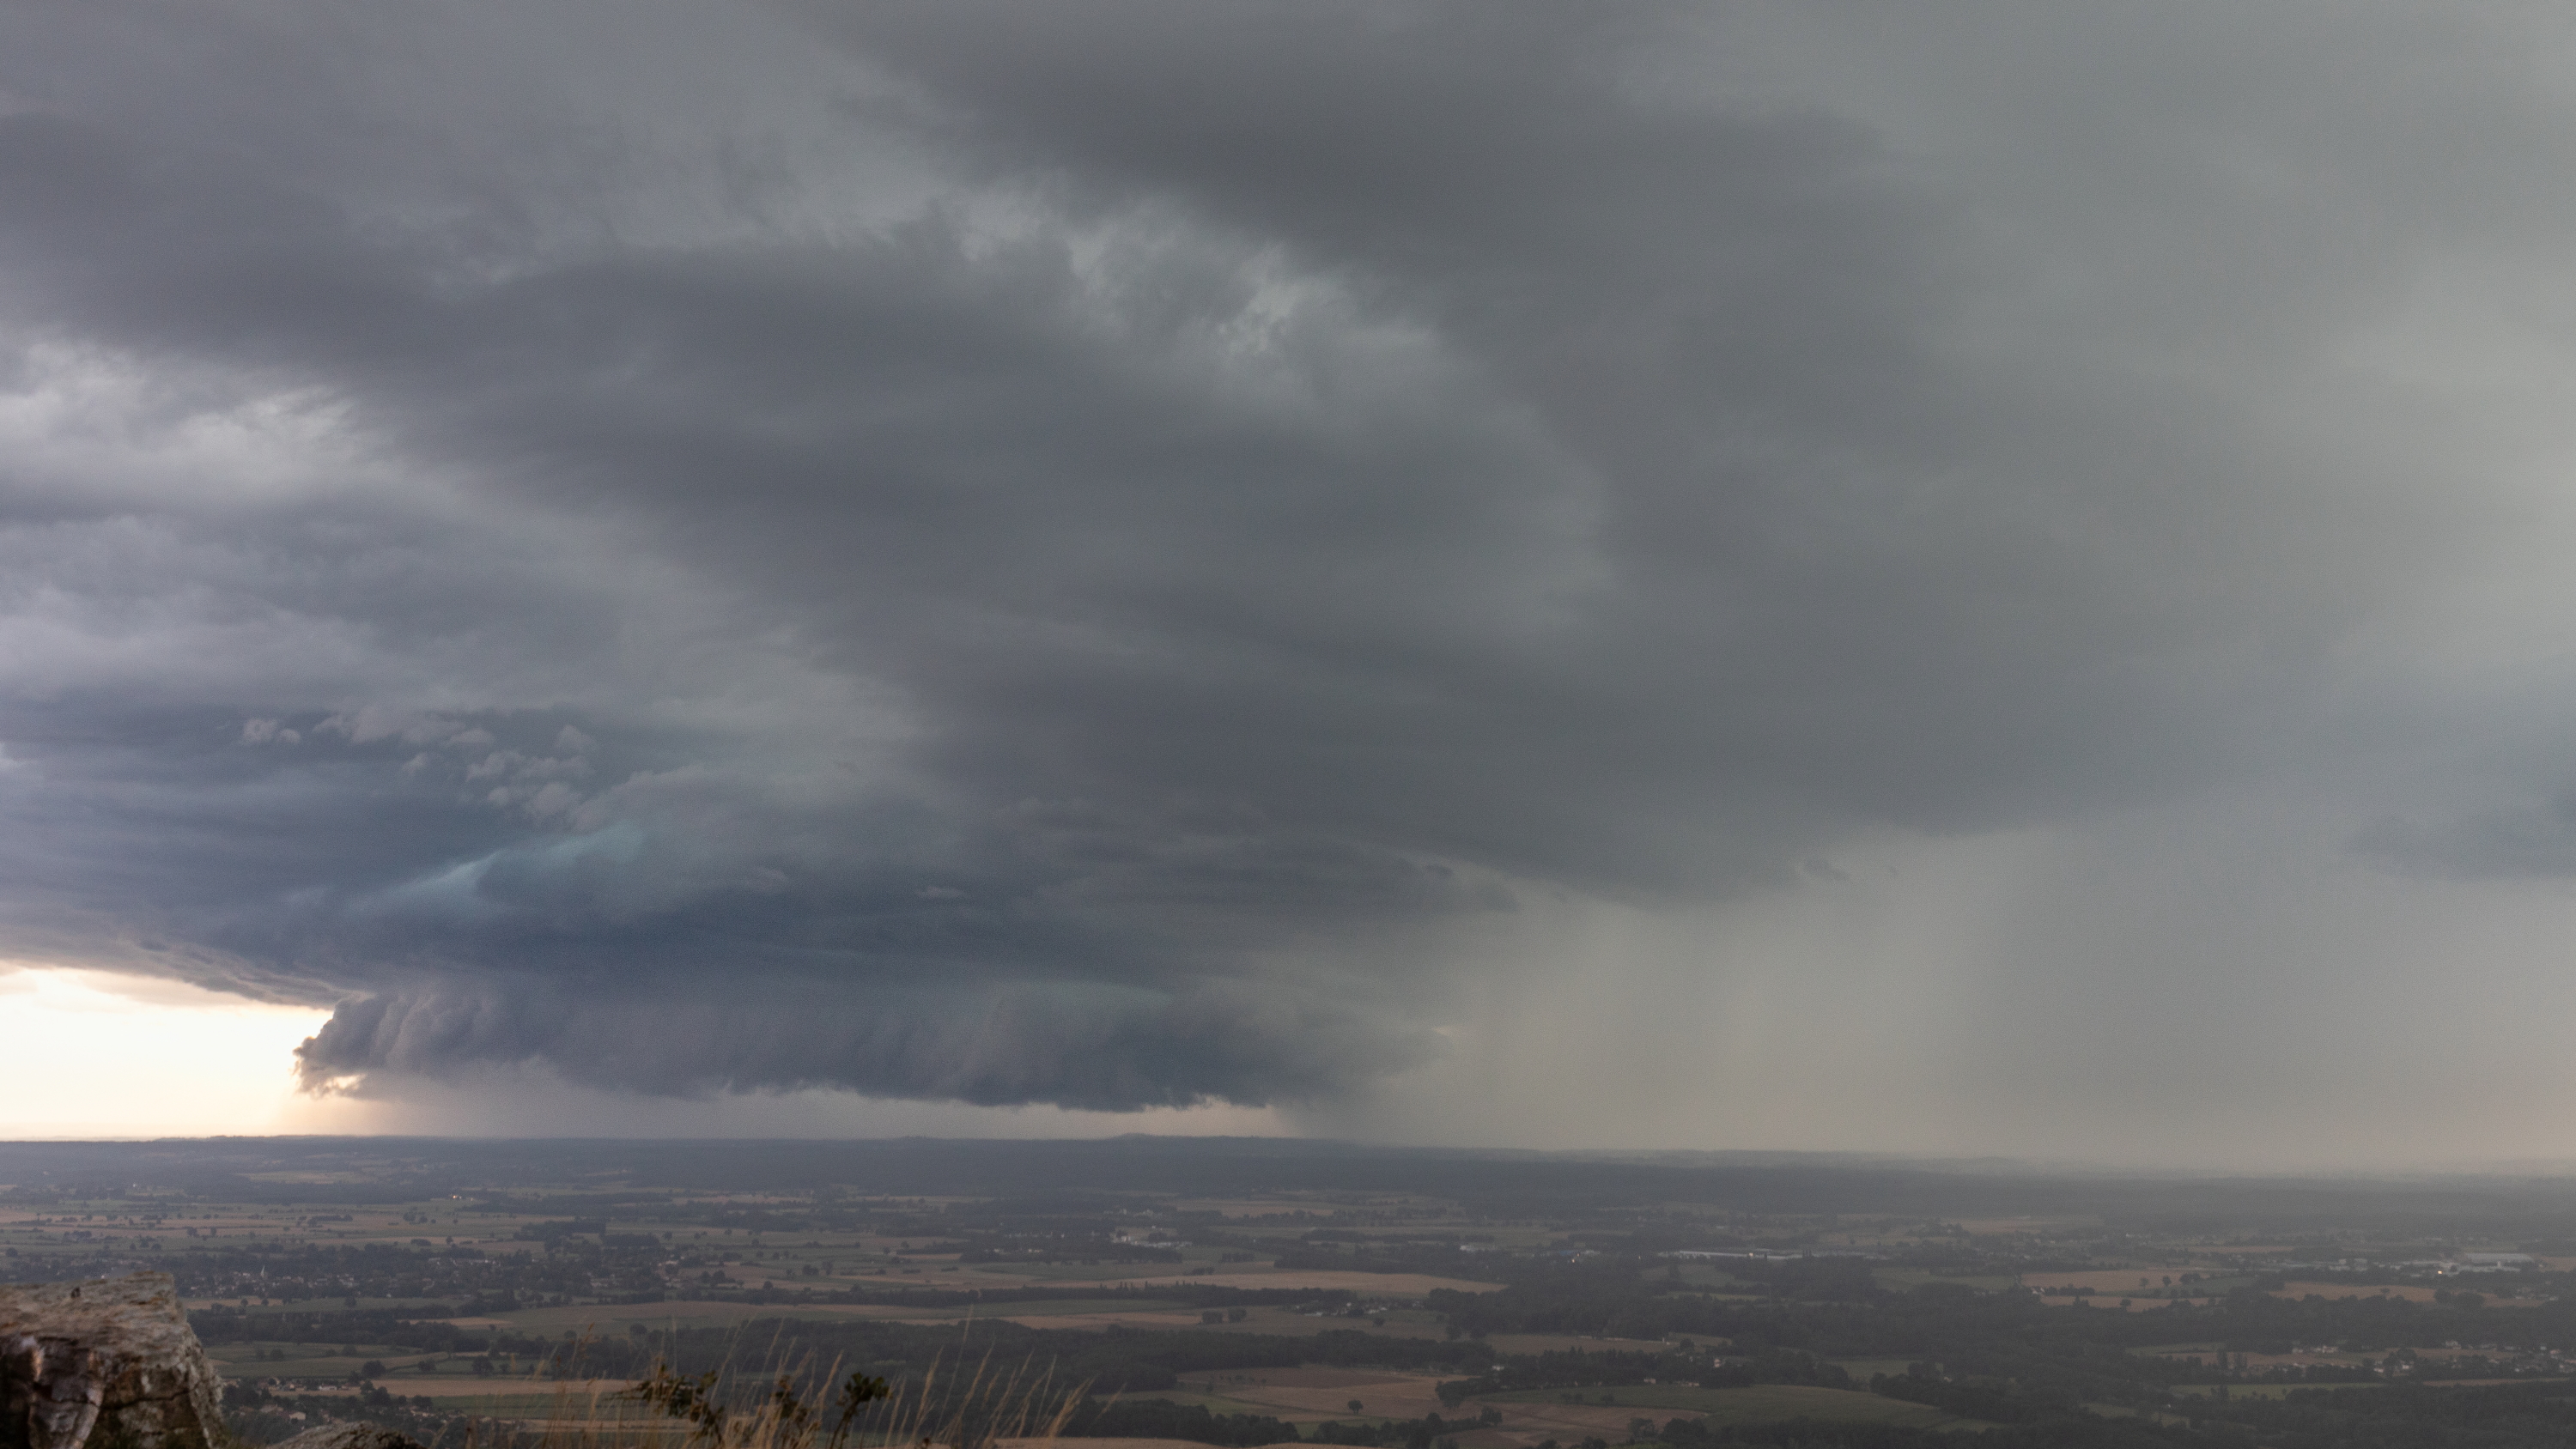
[0,1273,224,1449]
[271,1427,426,1449]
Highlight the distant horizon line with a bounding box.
[9,1132,2576,1183]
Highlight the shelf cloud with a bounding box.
[9,2,2576,1145]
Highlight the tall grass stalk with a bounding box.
[578,1336,1084,1449]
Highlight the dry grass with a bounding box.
[446,1331,1089,1449]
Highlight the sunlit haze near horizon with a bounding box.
[14,3,2576,1169]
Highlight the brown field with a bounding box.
[1105,1271,1503,1295]
[1466,1388,1974,1442]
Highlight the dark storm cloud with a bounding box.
[2352,798,2576,880]
[0,0,2564,1113]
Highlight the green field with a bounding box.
[1650,1264,1745,1290]
[2171,1383,2380,1401]
[2084,1403,2192,1425]
[1480,1384,1995,1429]
[1872,1270,2020,1293]
[375,1392,623,1416]
[1135,1390,1352,1421]
[978,1297,1188,1317]
[447,1300,955,1333]
[211,1351,433,1377]
[1829,1359,1920,1380]
[963,1263,1194,1282]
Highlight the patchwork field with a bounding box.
[1474,1385,1990,1434]
[1136,1378,1998,1445]
[19,1138,2576,1449]
[1095,1271,1505,1295]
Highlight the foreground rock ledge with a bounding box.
[1,1273,224,1449]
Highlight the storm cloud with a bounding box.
[8,0,2576,1137]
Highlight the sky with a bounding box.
[11,2,2576,1167]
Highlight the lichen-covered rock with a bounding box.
[271,1426,426,1449]
[0,1273,223,1449]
